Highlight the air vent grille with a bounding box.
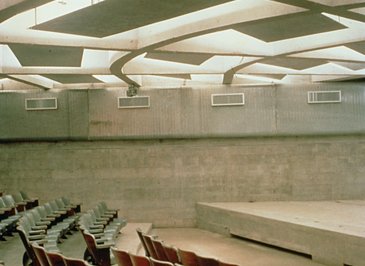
[211,93,244,107]
[25,98,58,110]
[308,91,341,104]
[118,96,150,109]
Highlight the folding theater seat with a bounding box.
[177,249,199,266]
[196,255,220,266]
[160,243,180,264]
[20,190,39,208]
[80,230,116,266]
[12,192,30,211]
[79,213,116,242]
[97,202,118,218]
[128,253,151,266]
[111,247,133,266]
[45,250,66,266]
[63,256,93,266]
[95,204,127,228]
[61,196,82,213]
[151,238,169,261]
[150,257,175,266]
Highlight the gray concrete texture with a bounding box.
[1,135,365,227]
[1,83,365,141]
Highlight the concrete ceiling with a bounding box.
[0,0,365,91]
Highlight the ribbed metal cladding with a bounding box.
[0,83,365,141]
[276,83,365,136]
[0,91,70,140]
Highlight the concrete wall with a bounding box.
[1,135,365,227]
[0,83,364,140]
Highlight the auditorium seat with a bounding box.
[3,194,26,212]
[46,251,66,266]
[20,190,39,208]
[196,255,220,266]
[32,242,51,266]
[111,247,133,266]
[80,229,115,266]
[129,253,151,266]
[177,249,199,266]
[98,202,119,218]
[160,243,180,264]
[141,233,158,259]
[150,238,168,261]
[136,228,150,257]
[79,213,117,241]
[149,258,174,266]
[12,192,30,211]
[63,257,92,266]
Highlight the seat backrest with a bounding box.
[150,239,168,261]
[45,251,66,266]
[129,253,151,266]
[2,195,15,208]
[17,225,38,265]
[32,243,51,266]
[161,243,180,264]
[178,249,199,266]
[136,228,150,257]
[141,234,158,259]
[149,258,173,266]
[196,255,219,266]
[111,247,133,266]
[80,230,111,266]
[63,256,90,266]
[20,190,30,200]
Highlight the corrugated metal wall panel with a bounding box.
[276,83,365,135]
[0,91,70,140]
[200,86,276,137]
[67,90,89,139]
[0,83,364,141]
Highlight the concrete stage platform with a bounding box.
[196,201,365,266]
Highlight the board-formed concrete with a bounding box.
[196,201,365,266]
[1,136,365,227]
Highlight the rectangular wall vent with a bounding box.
[308,91,341,104]
[118,96,150,109]
[25,97,58,110]
[211,93,245,107]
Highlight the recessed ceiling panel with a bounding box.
[309,0,365,6]
[346,41,365,55]
[8,44,83,67]
[262,57,326,70]
[43,74,103,84]
[32,0,232,38]
[145,52,212,65]
[331,61,365,70]
[0,0,52,23]
[232,12,347,42]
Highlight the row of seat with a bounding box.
[0,191,38,239]
[78,202,127,266]
[112,248,183,266]
[136,229,239,266]
[17,197,81,266]
[31,242,91,266]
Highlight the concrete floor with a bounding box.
[0,224,326,266]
